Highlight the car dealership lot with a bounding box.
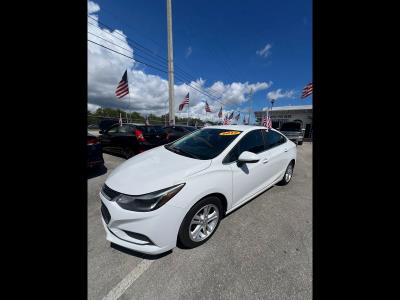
[88,143,312,300]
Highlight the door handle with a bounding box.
[262,158,269,164]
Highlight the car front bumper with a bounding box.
[100,192,186,255]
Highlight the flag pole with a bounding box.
[187,100,189,126]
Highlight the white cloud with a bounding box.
[88,1,100,14]
[185,46,192,58]
[88,103,101,112]
[87,1,272,121]
[256,43,272,58]
[266,89,295,100]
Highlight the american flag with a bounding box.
[228,111,234,120]
[218,106,223,118]
[262,110,272,129]
[205,101,212,112]
[115,70,129,98]
[235,112,240,121]
[301,82,313,98]
[223,116,230,125]
[178,93,189,111]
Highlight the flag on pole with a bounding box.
[262,109,272,129]
[178,93,189,111]
[205,101,212,112]
[119,113,123,126]
[228,111,234,120]
[115,70,129,98]
[218,106,223,118]
[235,112,240,121]
[223,116,230,125]
[301,82,313,98]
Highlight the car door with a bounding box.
[262,129,290,185]
[224,129,271,208]
[114,125,135,153]
[100,125,119,152]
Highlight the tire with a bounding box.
[123,147,135,159]
[297,141,303,145]
[278,161,295,186]
[178,196,223,249]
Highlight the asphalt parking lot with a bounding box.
[88,143,312,300]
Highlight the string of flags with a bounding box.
[114,70,312,127]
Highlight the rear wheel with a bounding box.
[178,196,222,249]
[123,147,135,159]
[278,161,294,185]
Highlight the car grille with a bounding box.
[101,184,120,200]
[101,202,111,224]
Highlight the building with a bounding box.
[255,104,312,139]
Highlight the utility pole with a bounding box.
[248,88,253,125]
[166,0,175,125]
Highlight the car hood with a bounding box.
[105,146,211,195]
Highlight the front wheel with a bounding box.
[178,196,222,249]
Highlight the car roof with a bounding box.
[202,125,272,133]
[164,125,195,128]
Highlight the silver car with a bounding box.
[280,122,303,145]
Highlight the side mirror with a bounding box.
[99,129,104,134]
[238,151,260,163]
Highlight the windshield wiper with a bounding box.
[166,145,199,159]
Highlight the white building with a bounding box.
[255,104,312,139]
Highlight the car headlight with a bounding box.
[114,183,185,212]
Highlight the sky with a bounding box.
[88,0,312,123]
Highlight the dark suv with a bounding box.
[163,125,197,142]
[280,122,303,145]
[99,124,167,158]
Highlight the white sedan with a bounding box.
[100,125,297,254]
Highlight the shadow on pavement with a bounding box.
[110,242,172,259]
[88,165,108,179]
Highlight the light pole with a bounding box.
[270,98,275,110]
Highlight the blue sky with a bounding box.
[88,0,312,121]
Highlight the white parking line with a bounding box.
[102,259,153,300]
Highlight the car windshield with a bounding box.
[280,122,301,131]
[165,128,242,160]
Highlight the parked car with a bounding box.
[163,125,197,142]
[280,122,303,145]
[100,125,296,254]
[88,133,104,168]
[99,118,119,133]
[99,123,167,158]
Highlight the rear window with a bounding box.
[280,122,301,131]
[136,126,164,134]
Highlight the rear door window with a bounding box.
[264,130,286,150]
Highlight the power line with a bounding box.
[88,39,169,74]
[88,15,224,100]
[88,31,169,71]
[88,39,223,103]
